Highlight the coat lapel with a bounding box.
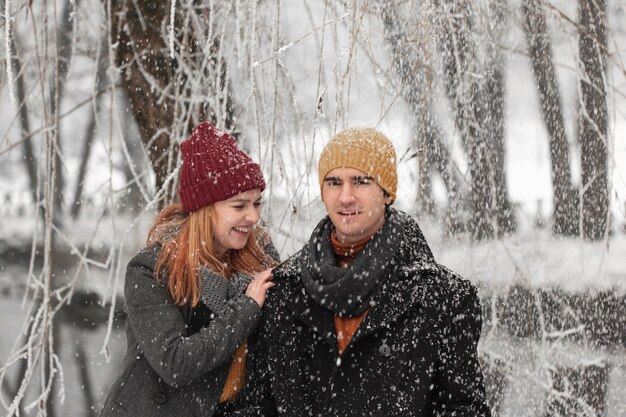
[284,283,337,349]
[274,253,337,349]
[349,265,432,345]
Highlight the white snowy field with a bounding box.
[2,211,626,416]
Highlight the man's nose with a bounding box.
[338,183,355,204]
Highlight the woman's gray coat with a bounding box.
[99,245,262,417]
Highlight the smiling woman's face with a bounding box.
[321,167,391,244]
[211,189,262,256]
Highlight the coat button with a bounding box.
[155,392,167,404]
[379,343,391,357]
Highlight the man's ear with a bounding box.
[383,190,393,205]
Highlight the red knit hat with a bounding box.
[178,122,266,212]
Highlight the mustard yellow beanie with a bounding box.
[318,128,398,203]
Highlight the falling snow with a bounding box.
[1,0,625,416]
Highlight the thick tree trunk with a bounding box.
[485,0,516,236]
[522,0,579,236]
[109,0,180,204]
[380,2,435,218]
[109,1,237,205]
[578,0,609,240]
[437,0,495,240]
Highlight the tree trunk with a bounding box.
[48,0,77,214]
[436,0,495,240]
[485,0,517,236]
[109,0,179,204]
[380,2,435,218]
[380,1,468,227]
[75,339,97,417]
[118,90,150,213]
[578,0,609,240]
[522,0,579,236]
[424,116,466,236]
[10,37,39,207]
[70,34,110,219]
[109,1,238,205]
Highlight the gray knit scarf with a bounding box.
[301,209,401,317]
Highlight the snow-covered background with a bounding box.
[1,0,625,416]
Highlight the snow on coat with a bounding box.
[234,208,491,417]
[98,245,262,417]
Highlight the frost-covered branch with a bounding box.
[4,0,16,103]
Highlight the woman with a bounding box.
[99,122,279,417]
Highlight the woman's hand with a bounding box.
[245,269,274,308]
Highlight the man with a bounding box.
[236,128,491,417]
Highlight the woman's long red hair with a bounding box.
[146,203,276,306]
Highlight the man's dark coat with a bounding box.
[236,209,491,417]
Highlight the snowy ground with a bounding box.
[1,205,626,415]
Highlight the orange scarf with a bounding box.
[330,230,374,354]
[220,228,277,403]
[219,341,247,403]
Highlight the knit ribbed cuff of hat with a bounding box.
[318,146,396,202]
[180,163,264,212]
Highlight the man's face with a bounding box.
[321,167,392,244]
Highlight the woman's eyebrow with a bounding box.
[229,196,263,203]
